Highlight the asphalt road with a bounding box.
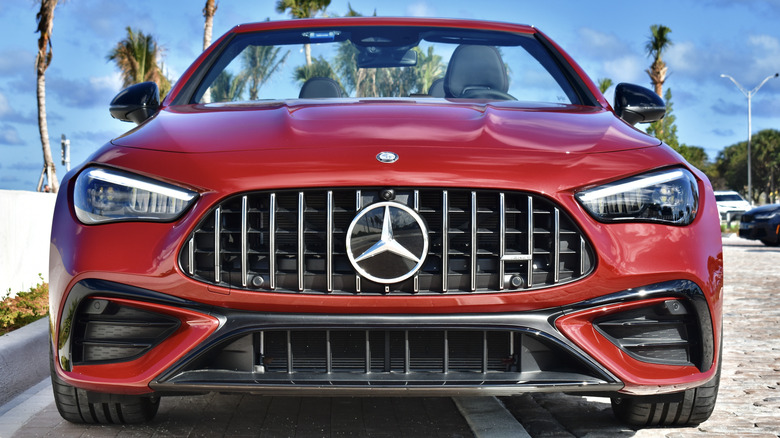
[3,234,779,437]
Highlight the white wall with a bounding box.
[0,190,57,297]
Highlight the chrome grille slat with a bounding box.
[327,191,333,293]
[442,190,449,292]
[181,188,594,295]
[270,193,276,290]
[527,197,534,288]
[214,207,221,284]
[241,196,248,287]
[470,191,477,292]
[297,192,304,292]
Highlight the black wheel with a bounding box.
[610,367,720,427]
[50,356,160,424]
[760,238,780,247]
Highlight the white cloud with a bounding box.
[576,28,630,58]
[406,2,436,17]
[666,41,699,74]
[0,124,25,146]
[48,73,124,108]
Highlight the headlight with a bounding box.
[74,167,197,224]
[754,211,779,220]
[575,168,698,225]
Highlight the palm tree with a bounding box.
[203,0,218,50]
[107,27,172,99]
[293,56,339,85]
[415,46,444,94]
[275,0,332,65]
[210,71,248,102]
[35,0,60,193]
[243,46,290,100]
[597,78,613,94]
[645,24,672,98]
[646,25,672,138]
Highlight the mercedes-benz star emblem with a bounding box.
[376,151,399,163]
[346,202,428,284]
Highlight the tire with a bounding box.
[50,357,160,424]
[610,367,720,427]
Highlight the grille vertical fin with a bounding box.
[269,193,277,290]
[181,189,594,295]
[442,190,449,292]
[470,191,478,292]
[241,196,248,287]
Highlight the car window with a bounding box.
[715,194,745,202]
[191,26,583,105]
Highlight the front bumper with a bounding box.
[53,279,716,397]
[739,220,780,243]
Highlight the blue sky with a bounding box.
[1,0,779,191]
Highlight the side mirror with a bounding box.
[613,83,665,125]
[109,82,160,124]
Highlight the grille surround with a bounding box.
[179,188,594,295]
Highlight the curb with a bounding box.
[0,318,50,406]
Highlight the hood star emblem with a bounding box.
[355,206,421,264]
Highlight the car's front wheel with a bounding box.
[610,369,720,427]
[51,359,159,424]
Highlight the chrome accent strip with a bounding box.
[580,236,586,275]
[365,330,371,374]
[499,193,505,291]
[257,331,265,373]
[327,191,333,293]
[503,255,533,261]
[470,191,478,292]
[286,331,293,374]
[404,331,410,374]
[326,330,332,374]
[214,207,221,284]
[554,208,560,283]
[527,196,534,288]
[188,237,194,276]
[482,331,488,374]
[355,190,362,294]
[269,193,276,290]
[443,330,449,373]
[442,190,449,292]
[510,331,515,356]
[414,190,420,294]
[241,196,248,287]
[298,192,304,292]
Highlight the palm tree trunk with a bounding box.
[304,43,312,66]
[36,65,58,192]
[35,0,59,193]
[203,0,217,50]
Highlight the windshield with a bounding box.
[191,25,585,105]
[715,194,746,202]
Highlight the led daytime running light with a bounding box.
[578,170,684,203]
[87,168,195,202]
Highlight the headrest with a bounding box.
[444,45,509,98]
[299,77,342,98]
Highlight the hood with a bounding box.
[111,101,660,155]
[747,204,780,215]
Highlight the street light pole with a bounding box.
[720,72,779,205]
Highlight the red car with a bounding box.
[49,17,723,427]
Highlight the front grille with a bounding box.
[172,328,605,385]
[179,188,594,295]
